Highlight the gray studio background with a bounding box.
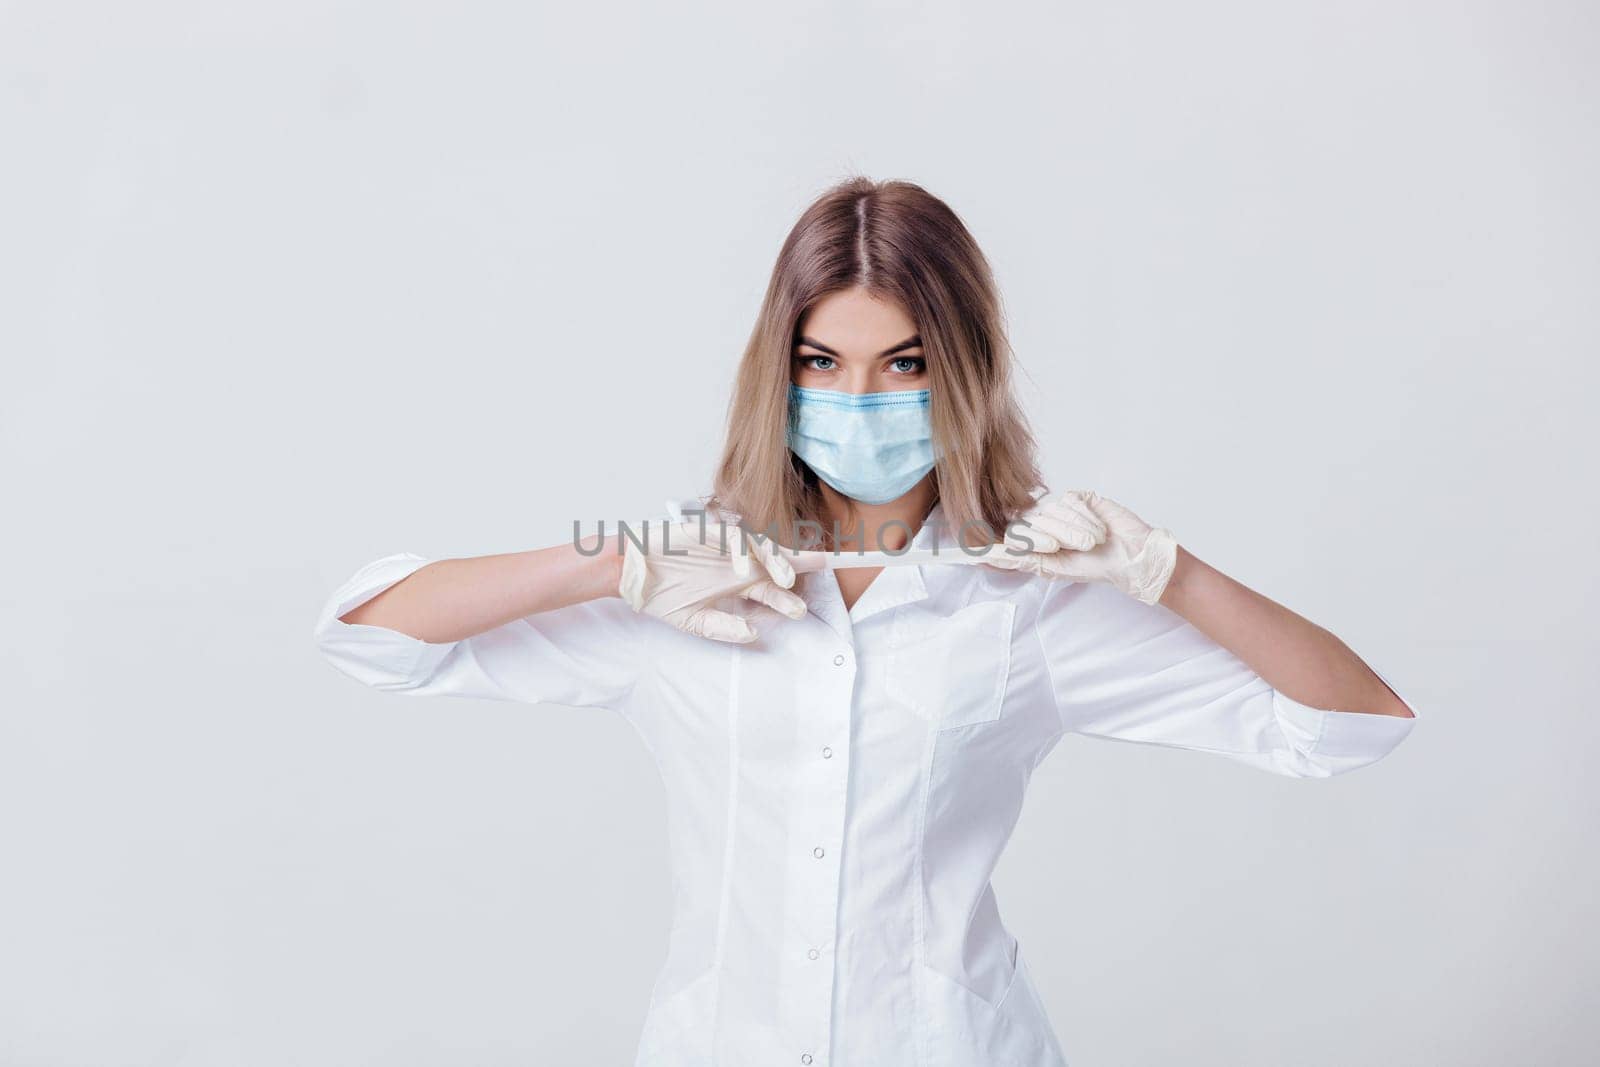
[3,2,1596,1064]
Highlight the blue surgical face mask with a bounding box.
[786,384,938,505]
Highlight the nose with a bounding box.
[839,364,873,395]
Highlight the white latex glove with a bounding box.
[981,489,1180,606]
[618,516,808,643]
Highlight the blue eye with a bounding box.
[799,355,835,371]
[890,357,926,374]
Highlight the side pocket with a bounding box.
[917,940,1064,1066]
[635,964,718,1062]
[889,600,1017,730]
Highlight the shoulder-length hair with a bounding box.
[707,175,1042,549]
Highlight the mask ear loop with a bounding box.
[785,545,1004,573]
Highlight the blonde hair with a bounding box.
[708,176,1042,549]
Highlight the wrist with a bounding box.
[1155,543,1194,609]
[574,532,627,601]
[604,543,627,599]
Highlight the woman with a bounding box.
[313,177,1418,1066]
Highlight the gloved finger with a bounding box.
[981,543,1076,581]
[1027,510,1104,552]
[686,606,758,644]
[741,579,808,620]
[747,534,797,588]
[1047,491,1109,540]
[1004,515,1081,556]
[1008,490,1106,552]
[981,550,1050,579]
[726,525,755,580]
[1072,488,1105,511]
[1001,509,1053,553]
[1081,492,1146,533]
[979,543,1043,566]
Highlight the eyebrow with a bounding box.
[796,334,923,358]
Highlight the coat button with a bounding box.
[821,746,832,759]
[832,653,846,666]
[807,948,820,960]
[813,846,825,858]
[801,1055,813,1065]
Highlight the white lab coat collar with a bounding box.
[799,500,953,639]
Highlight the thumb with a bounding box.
[975,543,1029,570]
[686,606,758,644]
[741,579,808,620]
[747,533,797,588]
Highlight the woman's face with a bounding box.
[792,287,927,394]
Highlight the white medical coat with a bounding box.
[313,500,1418,1066]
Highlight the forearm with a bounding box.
[1157,546,1413,718]
[338,531,626,644]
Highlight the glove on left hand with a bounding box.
[980,489,1179,606]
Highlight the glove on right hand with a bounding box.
[618,516,807,644]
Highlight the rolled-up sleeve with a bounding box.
[312,552,653,717]
[1033,579,1417,778]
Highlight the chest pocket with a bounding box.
[887,600,1017,730]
